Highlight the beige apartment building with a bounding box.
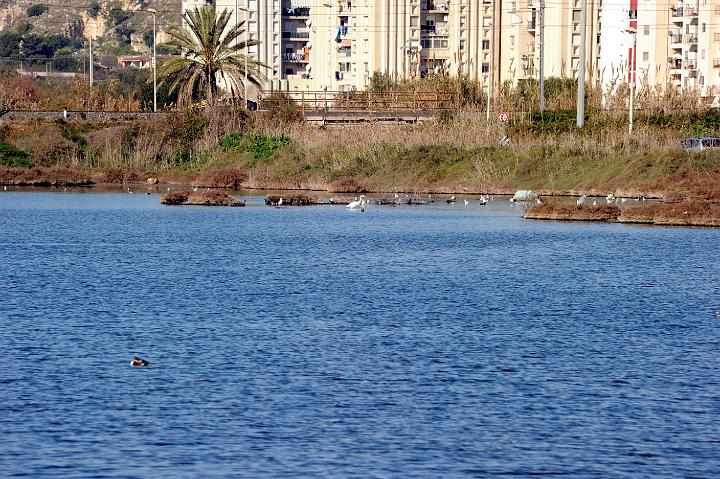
[180,0,720,101]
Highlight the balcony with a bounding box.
[282,30,310,39]
[421,25,436,33]
[714,58,720,69]
[283,52,309,62]
[670,34,682,44]
[684,34,698,43]
[283,7,310,17]
[685,59,697,70]
[338,47,352,57]
[527,20,536,31]
[671,7,683,17]
[668,58,682,69]
[686,7,698,17]
[422,1,449,12]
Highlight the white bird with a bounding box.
[447,195,456,204]
[278,197,283,206]
[127,187,133,194]
[346,196,364,209]
[359,195,367,212]
[193,186,198,192]
[3,186,6,191]
[535,197,542,204]
[621,198,627,203]
[577,195,586,206]
[479,196,488,205]
[592,199,597,206]
[464,199,469,205]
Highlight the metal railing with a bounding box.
[258,90,458,113]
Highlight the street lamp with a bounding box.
[147,8,157,112]
[625,27,637,135]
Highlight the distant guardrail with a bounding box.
[0,110,170,121]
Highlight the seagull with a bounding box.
[577,195,586,206]
[446,195,456,204]
[464,199,469,205]
[278,197,283,206]
[479,196,488,205]
[130,357,149,367]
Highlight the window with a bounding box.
[460,16,466,27]
[510,35,515,47]
[642,51,649,62]
[644,25,649,36]
[702,49,706,60]
[483,17,491,27]
[421,38,431,48]
[410,16,419,26]
[248,0,257,10]
[339,62,351,72]
[481,63,489,73]
[572,33,580,45]
[248,21,258,33]
[459,39,466,50]
[572,9,580,23]
[364,39,369,50]
[433,39,448,48]
[482,39,490,50]
[702,23,706,33]
[363,16,369,26]
[285,67,294,75]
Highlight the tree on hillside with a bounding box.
[157,5,266,107]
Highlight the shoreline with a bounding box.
[524,202,720,228]
[0,168,666,199]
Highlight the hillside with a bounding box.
[0,0,180,62]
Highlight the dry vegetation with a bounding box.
[160,189,245,206]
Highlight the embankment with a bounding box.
[2,110,720,200]
[525,201,720,227]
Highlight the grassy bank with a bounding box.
[1,108,720,200]
[525,200,720,227]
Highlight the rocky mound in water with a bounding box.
[265,194,324,206]
[161,190,245,206]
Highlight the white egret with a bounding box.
[278,198,283,206]
[464,199,469,205]
[577,195,586,206]
[347,195,365,209]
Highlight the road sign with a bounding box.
[498,112,509,123]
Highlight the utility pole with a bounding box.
[626,27,637,135]
[576,0,587,127]
[486,18,494,122]
[89,36,93,89]
[539,0,545,111]
[148,8,157,112]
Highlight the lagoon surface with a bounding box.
[1,190,719,478]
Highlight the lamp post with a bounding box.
[625,27,637,135]
[147,8,157,112]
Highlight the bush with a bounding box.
[26,4,48,17]
[0,141,30,167]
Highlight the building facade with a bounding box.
[180,0,720,100]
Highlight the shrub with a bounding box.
[0,141,30,167]
[26,4,48,17]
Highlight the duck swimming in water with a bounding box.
[131,357,149,367]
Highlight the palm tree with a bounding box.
[158,5,266,106]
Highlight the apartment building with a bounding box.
[179,0,720,99]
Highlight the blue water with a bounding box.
[1,191,719,478]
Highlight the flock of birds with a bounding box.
[577,193,647,207]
